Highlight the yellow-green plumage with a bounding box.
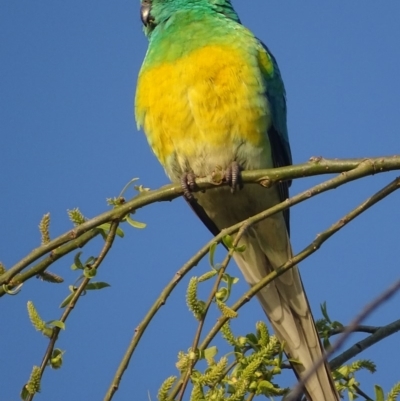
[136,2,339,400]
[136,12,274,178]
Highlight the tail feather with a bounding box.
[195,186,339,401]
[233,218,340,401]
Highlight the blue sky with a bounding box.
[1,1,400,400]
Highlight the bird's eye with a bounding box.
[140,0,154,27]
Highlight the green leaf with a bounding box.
[245,333,258,346]
[126,215,147,229]
[83,267,97,278]
[72,252,83,270]
[202,346,218,361]
[60,294,74,308]
[331,321,344,329]
[215,287,228,301]
[3,283,23,295]
[84,256,96,266]
[217,273,239,301]
[222,273,239,286]
[375,385,385,401]
[97,223,124,238]
[209,242,218,267]
[118,177,140,198]
[235,244,246,252]
[134,184,150,192]
[320,301,331,323]
[20,385,30,401]
[323,337,331,350]
[337,365,350,377]
[85,281,111,290]
[222,234,234,249]
[227,384,236,394]
[49,349,64,369]
[46,320,66,330]
[288,358,303,366]
[43,326,53,337]
[258,380,284,396]
[106,197,125,207]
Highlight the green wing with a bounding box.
[259,41,293,233]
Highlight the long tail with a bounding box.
[233,214,340,401]
[194,184,339,400]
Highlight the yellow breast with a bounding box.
[135,44,272,178]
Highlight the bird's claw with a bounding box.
[181,172,197,201]
[225,161,243,193]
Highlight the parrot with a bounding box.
[135,1,339,400]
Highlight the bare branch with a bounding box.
[2,156,400,289]
[327,325,379,336]
[330,319,400,370]
[287,280,400,401]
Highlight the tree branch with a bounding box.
[104,170,400,401]
[199,177,400,354]
[1,229,100,295]
[327,325,379,336]
[330,318,400,370]
[2,156,400,289]
[25,222,119,401]
[287,280,400,401]
[177,224,249,401]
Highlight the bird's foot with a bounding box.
[180,172,197,201]
[224,161,243,193]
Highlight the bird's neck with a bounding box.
[144,10,243,66]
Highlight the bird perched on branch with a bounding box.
[135,1,339,399]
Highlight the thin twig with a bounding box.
[245,392,256,401]
[327,325,379,336]
[25,222,119,401]
[3,229,100,293]
[330,318,400,370]
[273,317,400,401]
[287,279,400,401]
[177,223,249,401]
[2,156,400,288]
[351,383,374,401]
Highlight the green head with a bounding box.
[140,0,240,36]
